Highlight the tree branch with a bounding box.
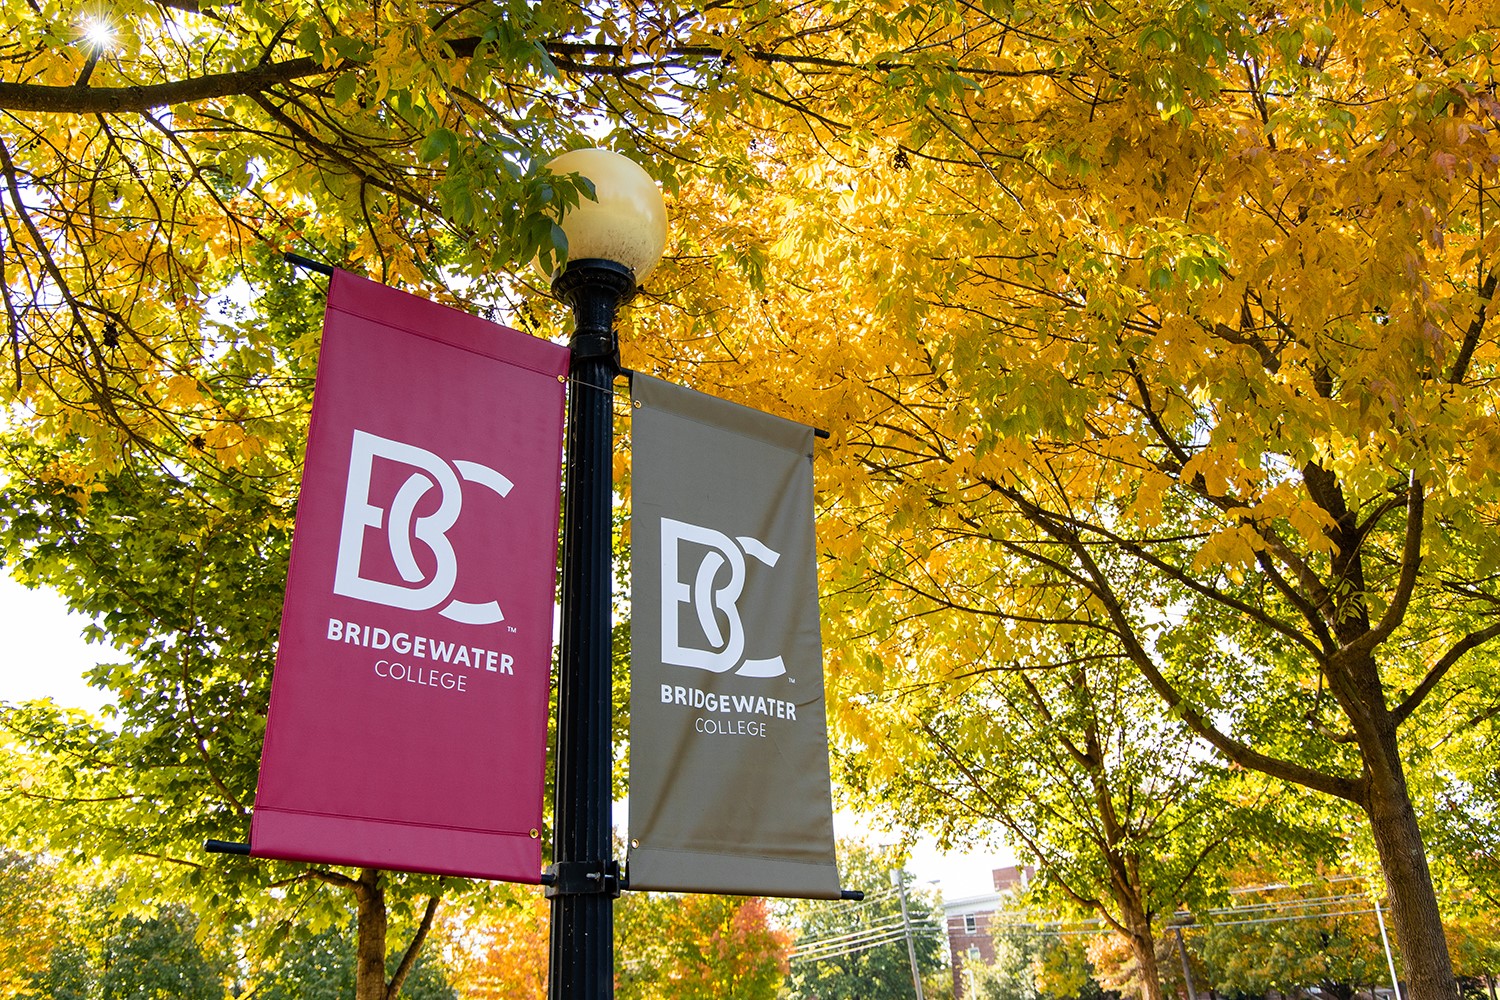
[1393,619,1500,724]
[1012,492,1365,802]
[0,58,332,114]
[0,33,1067,117]
[386,893,442,999]
[1446,269,1498,385]
[978,476,1324,657]
[1342,476,1423,661]
[309,868,363,890]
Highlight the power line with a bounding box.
[971,886,1389,939]
[807,878,1387,966]
[796,914,914,952]
[791,922,947,965]
[795,914,946,952]
[1198,908,1381,930]
[791,912,946,965]
[1227,876,1367,895]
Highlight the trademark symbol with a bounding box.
[507,626,518,634]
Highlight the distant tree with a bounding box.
[4,889,231,1000]
[0,852,71,998]
[444,885,789,1000]
[615,891,791,1000]
[257,924,456,1000]
[969,922,1045,1000]
[1429,749,1500,910]
[1194,879,1387,1000]
[447,891,549,1000]
[1442,901,1500,1000]
[0,855,236,1000]
[838,627,1307,1000]
[925,967,958,1000]
[782,843,944,1000]
[30,941,93,1000]
[99,907,228,1000]
[1034,935,1114,1000]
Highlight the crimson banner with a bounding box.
[251,270,568,882]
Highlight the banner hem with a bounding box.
[251,807,543,883]
[626,845,843,900]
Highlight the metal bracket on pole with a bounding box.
[544,860,623,899]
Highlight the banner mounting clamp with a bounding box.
[543,859,623,898]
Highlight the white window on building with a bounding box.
[964,914,978,934]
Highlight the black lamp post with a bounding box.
[544,148,667,1000]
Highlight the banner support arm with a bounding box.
[204,839,251,856]
[284,251,334,277]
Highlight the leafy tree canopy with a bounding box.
[611,1,1500,996]
[7,0,1500,997]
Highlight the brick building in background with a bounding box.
[942,865,1035,1000]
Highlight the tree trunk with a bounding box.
[1128,924,1164,1000]
[1362,726,1457,1000]
[1116,892,1163,1000]
[354,868,389,1000]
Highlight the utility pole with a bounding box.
[893,870,927,1000]
[1172,925,1199,1000]
[1375,898,1404,1000]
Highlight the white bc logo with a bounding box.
[660,517,786,678]
[334,430,511,626]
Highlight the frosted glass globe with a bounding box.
[547,149,668,282]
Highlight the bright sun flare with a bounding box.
[80,17,115,49]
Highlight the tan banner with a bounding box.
[627,374,842,898]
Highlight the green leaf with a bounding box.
[417,128,456,163]
[331,71,359,105]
